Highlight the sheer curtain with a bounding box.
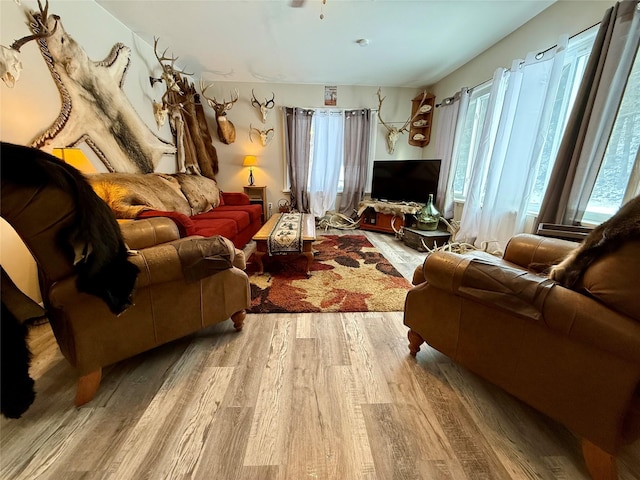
[308,109,345,217]
[283,107,314,212]
[537,1,640,226]
[435,89,469,218]
[339,109,372,215]
[457,36,568,252]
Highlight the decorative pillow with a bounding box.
[171,173,221,215]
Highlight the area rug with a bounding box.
[247,235,413,313]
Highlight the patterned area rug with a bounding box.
[247,235,413,313]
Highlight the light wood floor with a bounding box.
[1,229,639,479]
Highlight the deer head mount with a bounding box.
[200,80,239,145]
[250,124,275,147]
[151,37,193,129]
[376,88,427,154]
[251,89,275,123]
[0,0,57,87]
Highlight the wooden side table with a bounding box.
[243,185,267,222]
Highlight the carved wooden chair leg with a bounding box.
[231,310,246,331]
[582,438,618,480]
[75,369,102,406]
[408,329,425,356]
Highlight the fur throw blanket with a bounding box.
[89,172,222,219]
[550,195,640,288]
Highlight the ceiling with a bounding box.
[96,0,556,88]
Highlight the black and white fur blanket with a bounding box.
[550,195,640,288]
[0,142,139,418]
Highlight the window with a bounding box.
[583,45,640,223]
[450,26,598,209]
[451,82,492,200]
[527,26,599,214]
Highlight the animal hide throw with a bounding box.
[27,10,175,173]
[89,172,221,218]
[550,195,640,288]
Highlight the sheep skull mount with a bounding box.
[200,80,239,145]
[251,89,275,123]
[0,0,57,87]
[376,88,427,154]
[250,124,275,147]
[151,37,192,129]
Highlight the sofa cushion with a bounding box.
[190,217,238,240]
[215,204,262,223]
[196,210,251,231]
[580,241,640,321]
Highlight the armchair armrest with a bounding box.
[119,217,180,249]
[220,192,250,205]
[503,233,578,273]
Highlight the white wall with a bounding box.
[424,0,614,159]
[0,0,422,300]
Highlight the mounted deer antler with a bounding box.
[0,0,57,87]
[200,80,239,144]
[151,37,194,128]
[376,88,427,154]
[251,89,275,123]
[250,124,275,147]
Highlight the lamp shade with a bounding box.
[52,148,97,173]
[243,155,258,167]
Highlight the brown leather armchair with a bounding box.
[404,234,640,480]
[2,173,250,407]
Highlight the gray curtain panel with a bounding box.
[536,0,640,227]
[283,107,314,212]
[339,109,371,215]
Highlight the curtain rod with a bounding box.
[436,20,601,108]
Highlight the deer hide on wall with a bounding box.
[28,12,175,173]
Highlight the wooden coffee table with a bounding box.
[252,213,316,274]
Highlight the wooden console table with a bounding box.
[357,200,423,234]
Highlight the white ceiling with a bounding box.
[96,0,556,88]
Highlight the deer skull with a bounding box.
[152,100,169,128]
[250,124,274,147]
[0,46,22,87]
[376,88,428,155]
[251,90,275,124]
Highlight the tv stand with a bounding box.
[357,200,423,235]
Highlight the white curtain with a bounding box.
[457,36,568,252]
[435,89,469,218]
[308,109,345,217]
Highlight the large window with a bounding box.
[450,27,598,211]
[583,45,640,223]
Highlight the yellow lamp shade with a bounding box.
[52,148,97,174]
[243,155,257,167]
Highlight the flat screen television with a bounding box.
[370,159,441,204]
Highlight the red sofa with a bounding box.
[138,192,262,249]
[89,173,262,249]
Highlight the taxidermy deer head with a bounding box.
[250,124,274,147]
[200,80,239,145]
[0,0,57,87]
[376,88,427,154]
[251,89,275,123]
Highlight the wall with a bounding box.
[0,0,422,300]
[424,0,614,159]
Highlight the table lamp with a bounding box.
[52,148,97,174]
[243,155,257,186]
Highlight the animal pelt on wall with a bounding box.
[0,142,139,315]
[550,195,640,288]
[27,10,175,173]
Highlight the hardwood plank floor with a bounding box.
[1,229,638,479]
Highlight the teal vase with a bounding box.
[416,194,440,231]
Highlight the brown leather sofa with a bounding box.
[2,173,251,407]
[404,234,640,480]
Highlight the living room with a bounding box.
[1,1,639,479]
